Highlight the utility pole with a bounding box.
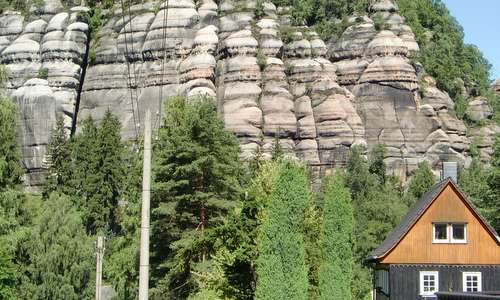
[95,236,105,300]
[139,110,152,300]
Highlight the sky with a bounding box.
[441,0,500,80]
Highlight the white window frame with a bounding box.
[463,272,482,292]
[433,223,449,243]
[432,223,467,244]
[420,271,439,296]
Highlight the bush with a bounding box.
[37,68,48,79]
[256,52,267,71]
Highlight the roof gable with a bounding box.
[367,178,500,262]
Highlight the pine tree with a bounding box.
[318,171,353,300]
[0,96,22,189]
[16,193,94,300]
[255,160,309,300]
[151,96,243,298]
[44,115,71,196]
[407,161,435,204]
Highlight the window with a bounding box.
[420,271,439,296]
[434,223,448,242]
[463,272,482,292]
[432,223,467,243]
[452,224,466,242]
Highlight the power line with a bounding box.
[120,0,140,140]
[156,0,170,132]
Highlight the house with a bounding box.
[366,178,500,300]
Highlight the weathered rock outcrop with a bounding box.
[79,0,366,180]
[1,0,497,187]
[0,2,89,187]
[330,0,470,178]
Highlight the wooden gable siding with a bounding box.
[381,184,500,264]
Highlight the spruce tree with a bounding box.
[70,112,124,233]
[151,96,242,298]
[318,172,353,300]
[16,193,94,300]
[44,115,71,196]
[87,110,124,233]
[70,116,99,201]
[407,161,435,204]
[0,96,22,189]
[255,160,309,300]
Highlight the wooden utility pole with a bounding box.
[95,236,105,300]
[139,110,152,300]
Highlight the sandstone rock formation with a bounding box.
[330,0,470,178]
[79,0,366,181]
[0,2,89,187]
[1,0,497,187]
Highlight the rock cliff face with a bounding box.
[330,2,472,178]
[1,2,89,187]
[0,0,497,187]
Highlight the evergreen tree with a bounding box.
[86,110,124,233]
[104,143,143,300]
[485,136,500,231]
[406,161,435,204]
[0,96,22,189]
[151,96,242,298]
[255,160,309,300]
[345,147,407,299]
[44,115,71,196]
[16,193,94,300]
[368,144,387,184]
[0,244,15,300]
[318,172,353,300]
[207,160,281,299]
[70,115,99,204]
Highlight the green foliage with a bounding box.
[37,68,48,79]
[406,161,435,205]
[87,110,124,233]
[16,193,94,300]
[103,144,142,300]
[396,0,492,99]
[254,0,265,19]
[368,144,387,184]
[255,160,310,300]
[206,160,282,299]
[44,115,71,196]
[256,52,267,71]
[372,13,388,31]
[0,247,15,300]
[273,0,368,40]
[345,146,407,299]
[151,95,243,298]
[318,172,353,300]
[460,136,500,233]
[0,96,23,190]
